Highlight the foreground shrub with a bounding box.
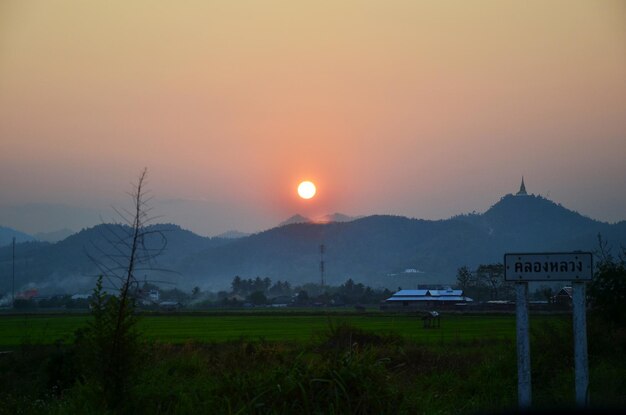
[74,276,142,409]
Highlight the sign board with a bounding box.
[506,251,593,408]
[504,252,593,281]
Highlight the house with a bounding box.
[385,288,472,308]
[16,289,39,300]
[553,286,573,306]
[271,295,293,306]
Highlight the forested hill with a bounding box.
[182,195,624,287]
[178,195,626,285]
[459,194,604,244]
[182,215,485,287]
[0,224,234,293]
[1,194,624,292]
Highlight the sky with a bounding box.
[1,0,625,236]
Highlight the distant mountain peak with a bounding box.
[279,214,311,227]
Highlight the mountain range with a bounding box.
[0,226,36,247]
[1,193,624,294]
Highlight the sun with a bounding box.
[297,181,316,199]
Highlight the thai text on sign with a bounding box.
[504,252,593,281]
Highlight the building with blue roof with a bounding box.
[385,288,473,308]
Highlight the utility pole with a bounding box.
[319,244,325,287]
[12,237,15,307]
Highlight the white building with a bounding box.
[385,288,472,308]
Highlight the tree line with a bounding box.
[207,275,393,307]
[455,263,516,302]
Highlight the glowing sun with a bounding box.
[297,181,316,199]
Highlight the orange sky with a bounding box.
[1,0,625,235]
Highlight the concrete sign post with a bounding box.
[515,282,532,408]
[572,282,589,406]
[504,252,592,409]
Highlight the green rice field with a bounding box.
[0,312,566,347]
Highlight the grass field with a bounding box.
[0,311,565,347]
[1,311,624,413]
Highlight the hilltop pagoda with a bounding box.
[516,177,528,196]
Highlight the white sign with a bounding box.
[504,252,593,281]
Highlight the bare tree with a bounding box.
[456,266,472,294]
[476,263,508,300]
[86,168,168,294]
[82,168,168,407]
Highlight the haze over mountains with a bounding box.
[0,227,75,246]
[1,192,624,294]
[0,226,35,247]
[279,213,360,227]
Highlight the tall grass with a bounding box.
[0,318,624,414]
